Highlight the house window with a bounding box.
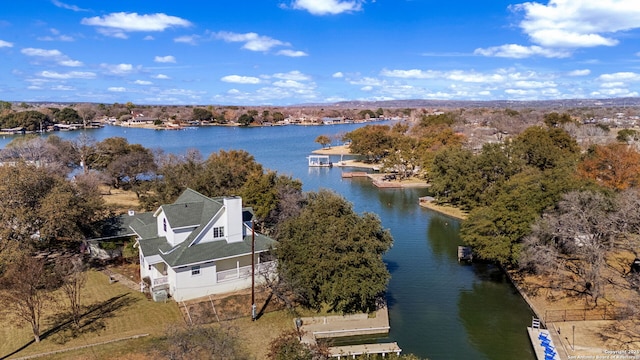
[213,226,224,238]
[191,266,200,276]
[163,218,167,232]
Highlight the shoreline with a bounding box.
[418,198,468,220]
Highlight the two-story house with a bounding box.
[129,188,277,302]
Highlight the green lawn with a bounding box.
[0,270,182,359]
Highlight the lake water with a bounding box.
[0,124,535,359]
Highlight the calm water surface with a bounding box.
[0,125,535,359]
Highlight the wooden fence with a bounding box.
[544,306,621,323]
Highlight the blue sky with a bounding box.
[1,0,639,105]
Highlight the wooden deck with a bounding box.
[297,306,400,357]
[341,172,368,178]
[329,342,402,358]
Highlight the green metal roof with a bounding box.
[135,188,277,267]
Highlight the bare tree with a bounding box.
[520,191,617,306]
[77,104,96,128]
[161,324,250,360]
[55,256,87,329]
[0,252,54,343]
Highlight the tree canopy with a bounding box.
[276,190,393,313]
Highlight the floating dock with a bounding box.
[329,342,402,358]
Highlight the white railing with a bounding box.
[216,261,276,283]
[152,276,168,287]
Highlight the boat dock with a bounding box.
[341,172,368,178]
[296,306,401,357]
[527,318,566,360]
[328,343,402,358]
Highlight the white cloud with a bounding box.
[290,0,364,15]
[21,48,83,66]
[568,69,591,76]
[101,63,136,75]
[153,74,170,79]
[446,70,505,83]
[40,70,96,79]
[0,40,13,48]
[174,35,199,45]
[58,60,83,67]
[277,49,308,57]
[154,55,176,63]
[380,69,439,79]
[600,82,625,88]
[51,85,75,91]
[332,72,344,78]
[22,48,62,57]
[361,86,373,91]
[134,80,153,85]
[221,75,262,84]
[597,72,640,82]
[143,35,155,41]
[273,70,311,81]
[513,80,557,89]
[52,0,88,12]
[513,0,640,48]
[37,28,74,42]
[108,87,127,92]
[81,12,192,35]
[349,76,385,86]
[273,80,306,88]
[215,31,289,52]
[474,44,570,58]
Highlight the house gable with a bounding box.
[135,188,276,268]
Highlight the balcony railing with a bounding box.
[216,261,276,283]
[152,276,169,288]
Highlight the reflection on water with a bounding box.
[0,125,535,359]
[459,264,535,360]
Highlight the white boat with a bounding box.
[308,155,333,167]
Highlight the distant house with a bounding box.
[129,189,277,301]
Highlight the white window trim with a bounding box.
[191,265,201,276]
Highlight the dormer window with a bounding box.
[213,226,224,239]
[163,218,167,232]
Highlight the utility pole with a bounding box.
[251,220,256,321]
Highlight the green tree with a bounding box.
[238,113,254,126]
[314,135,331,148]
[239,171,303,232]
[461,166,583,265]
[616,128,638,143]
[510,126,580,171]
[0,110,49,131]
[192,108,213,121]
[277,190,393,313]
[0,163,106,246]
[428,146,476,209]
[543,112,572,127]
[343,125,394,162]
[202,150,263,197]
[56,107,81,124]
[272,112,285,123]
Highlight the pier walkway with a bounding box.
[297,306,401,357]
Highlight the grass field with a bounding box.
[0,270,182,359]
[0,268,305,359]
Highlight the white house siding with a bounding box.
[223,197,243,243]
[171,262,218,301]
[173,227,195,244]
[194,214,226,245]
